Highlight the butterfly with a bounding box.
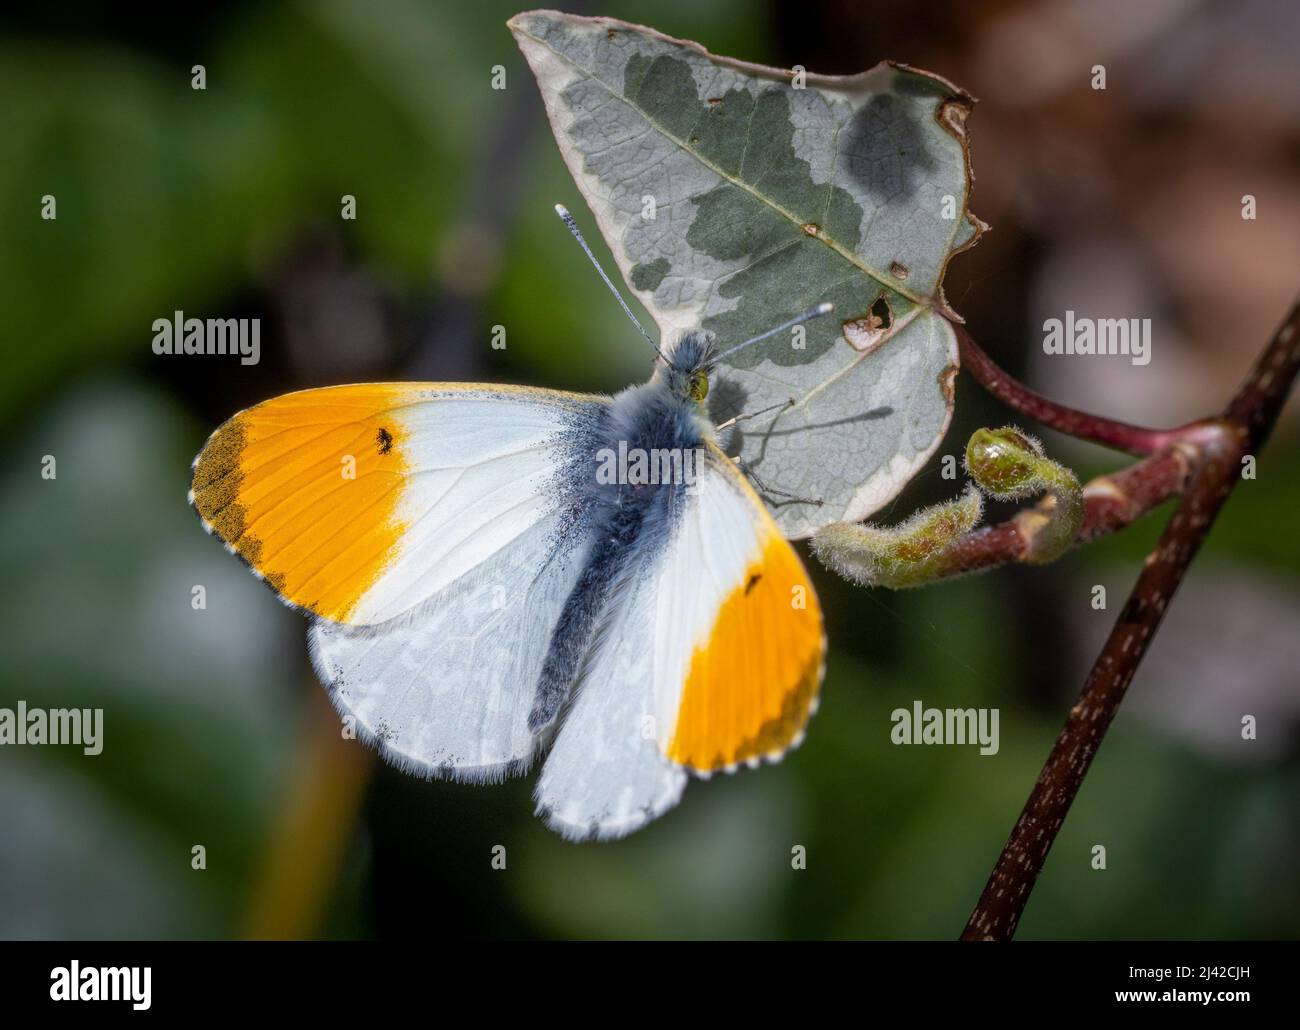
[190,207,831,841]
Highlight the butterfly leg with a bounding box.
[732,455,824,507]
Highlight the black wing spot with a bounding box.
[745,573,762,595]
[376,427,394,455]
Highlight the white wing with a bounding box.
[534,551,688,839]
[192,383,605,780]
[310,509,591,781]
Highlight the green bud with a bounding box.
[812,486,984,589]
[966,425,1082,564]
[815,425,1085,590]
[965,427,1044,499]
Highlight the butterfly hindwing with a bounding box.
[309,509,593,780]
[535,550,688,840]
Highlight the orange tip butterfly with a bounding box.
[190,207,832,841]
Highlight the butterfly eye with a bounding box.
[689,372,709,401]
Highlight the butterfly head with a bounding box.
[662,330,717,404]
[551,206,831,411]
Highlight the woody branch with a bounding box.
[959,297,1300,940]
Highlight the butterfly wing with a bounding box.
[652,446,825,773]
[190,382,600,625]
[536,444,824,839]
[534,545,689,840]
[191,382,605,779]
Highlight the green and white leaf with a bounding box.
[511,9,983,538]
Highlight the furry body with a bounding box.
[529,331,717,729]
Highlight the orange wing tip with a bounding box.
[189,386,413,622]
[683,714,816,780]
[666,532,826,775]
[190,415,252,550]
[188,438,280,594]
[188,490,212,535]
[670,659,823,774]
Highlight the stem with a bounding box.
[960,298,1300,940]
[955,324,1201,455]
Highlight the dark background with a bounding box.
[1,0,1297,939]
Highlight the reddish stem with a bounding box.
[955,323,1202,455]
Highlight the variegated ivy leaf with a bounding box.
[511,9,984,538]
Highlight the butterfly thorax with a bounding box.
[579,371,715,539]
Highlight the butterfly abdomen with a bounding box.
[528,381,703,730]
[529,499,645,730]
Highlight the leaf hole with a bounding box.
[842,292,894,353]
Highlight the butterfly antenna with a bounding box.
[555,204,666,362]
[715,302,835,362]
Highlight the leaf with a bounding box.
[510,9,984,537]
